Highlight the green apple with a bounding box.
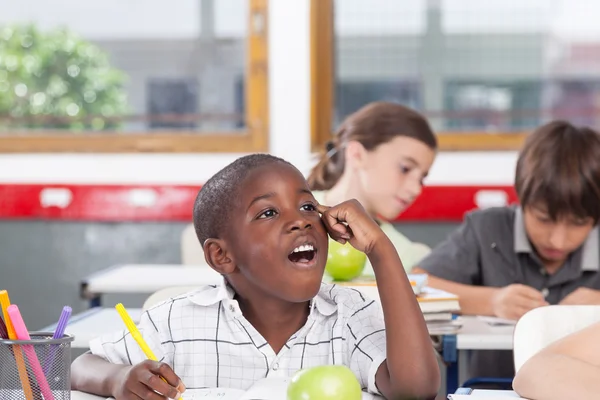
[287,365,362,400]
[325,239,367,281]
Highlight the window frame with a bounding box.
[309,0,528,152]
[0,0,269,153]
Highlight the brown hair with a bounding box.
[515,120,600,222]
[307,102,437,191]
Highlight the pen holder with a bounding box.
[0,332,74,400]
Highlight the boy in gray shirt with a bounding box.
[414,120,600,380]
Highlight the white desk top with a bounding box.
[72,392,105,400]
[72,388,522,400]
[82,264,222,294]
[43,307,143,349]
[456,316,514,350]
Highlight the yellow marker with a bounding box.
[0,290,34,400]
[115,303,183,400]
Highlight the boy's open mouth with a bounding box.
[288,243,317,264]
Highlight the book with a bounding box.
[333,280,460,315]
[477,316,517,326]
[448,389,523,399]
[332,273,428,296]
[417,287,461,314]
[426,319,463,335]
[423,312,453,322]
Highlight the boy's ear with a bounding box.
[203,238,236,275]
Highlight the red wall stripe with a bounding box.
[0,184,518,222]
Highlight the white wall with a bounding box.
[0,152,518,186]
[0,0,519,187]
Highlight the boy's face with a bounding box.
[225,163,329,302]
[523,204,595,264]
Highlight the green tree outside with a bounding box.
[0,24,128,131]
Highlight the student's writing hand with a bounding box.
[112,360,185,400]
[559,287,600,305]
[317,200,385,254]
[491,284,549,320]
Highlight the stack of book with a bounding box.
[335,274,461,335]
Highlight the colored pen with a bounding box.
[0,313,8,339]
[115,303,183,400]
[43,306,72,375]
[0,291,35,400]
[8,304,55,400]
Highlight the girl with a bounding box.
[308,101,438,274]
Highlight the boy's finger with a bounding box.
[140,368,179,399]
[316,203,330,214]
[320,213,350,238]
[132,379,168,400]
[517,286,546,301]
[150,362,183,393]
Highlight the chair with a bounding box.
[461,305,600,390]
[142,285,201,311]
[181,223,207,266]
[512,305,600,373]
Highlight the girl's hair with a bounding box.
[307,101,437,191]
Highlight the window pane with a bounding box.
[333,0,600,132]
[0,0,247,134]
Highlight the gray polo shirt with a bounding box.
[419,205,600,303]
[418,205,600,378]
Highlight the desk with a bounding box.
[80,264,222,307]
[42,307,143,349]
[72,392,105,400]
[442,317,515,394]
[56,308,514,396]
[457,317,514,351]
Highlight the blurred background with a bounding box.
[1,0,599,343]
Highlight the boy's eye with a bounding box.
[301,203,316,212]
[536,214,551,223]
[571,218,590,226]
[258,209,277,219]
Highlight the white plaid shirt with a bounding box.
[90,279,387,395]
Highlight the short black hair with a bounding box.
[515,120,600,222]
[193,153,292,246]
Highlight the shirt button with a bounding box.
[229,305,235,312]
[272,362,279,371]
[541,288,549,297]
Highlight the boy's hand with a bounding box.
[491,284,549,320]
[317,200,385,254]
[112,360,185,400]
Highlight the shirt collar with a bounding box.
[188,276,338,316]
[514,207,600,271]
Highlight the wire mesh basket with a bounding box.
[0,331,74,400]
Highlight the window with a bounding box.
[312,0,600,151]
[335,81,421,128]
[147,78,200,130]
[0,0,268,153]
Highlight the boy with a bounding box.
[413,120,600,379]
[71,154,440,400]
